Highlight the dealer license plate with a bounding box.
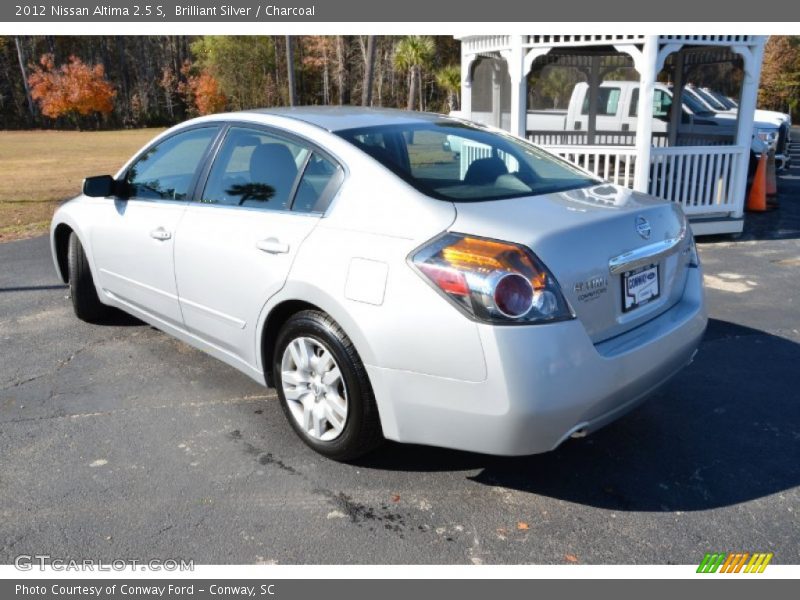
[622,264,660,312]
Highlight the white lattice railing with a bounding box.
[524,35,645,47]
[460,35,512,55]
[648,146,746,215]
[527,130,733,148]
[528,131,639,147]
[461,34,756,52]
[544,145,638,188]
[659,35,755,45]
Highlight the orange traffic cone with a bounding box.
[746,153,769,213]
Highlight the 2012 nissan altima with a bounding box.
[50,107,707,460]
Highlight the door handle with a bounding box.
[256,238,290,254]
[150,228,172,241]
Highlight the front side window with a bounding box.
[201,127,312,210]
[581,87,622,116]
[337,122,598,202]
[653,90,673,118]
[125,127,219,200]
[628,88,674,119]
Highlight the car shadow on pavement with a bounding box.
[0,284,68,293]
[358,318,800,512]
[99,309,147,327]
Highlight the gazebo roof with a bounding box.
[458,35,763,55]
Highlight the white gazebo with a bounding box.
[456,35,767,235]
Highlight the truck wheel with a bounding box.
[273,310,383,461]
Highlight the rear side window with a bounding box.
[125,127,219,200]
[201,127,308,210]
[292,153,344,213]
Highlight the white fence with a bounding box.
[544,145,637,188]
[648,146,746,215]
[545,144,746,216]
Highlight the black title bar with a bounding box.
[3,0,800,22]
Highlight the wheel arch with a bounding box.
[52,222,74,283]
[257,283,378,388]
[260,299,320,387]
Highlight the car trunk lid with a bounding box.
[451,183,693,343]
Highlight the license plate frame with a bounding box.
[622,263,660,312]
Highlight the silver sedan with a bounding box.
[50,107,707,460]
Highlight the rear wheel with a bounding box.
[67,232,110,323]
[273,310,383,461]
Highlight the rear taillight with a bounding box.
[411,233,574,324]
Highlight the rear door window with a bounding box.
[200,127,308,210]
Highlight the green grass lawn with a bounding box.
[0,127,457,243]
[0,128,164,242]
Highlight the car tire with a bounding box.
[273,310,383,461]
[67,232,110,323]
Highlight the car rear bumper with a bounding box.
[368,266,707,456]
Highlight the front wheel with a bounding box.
[67,232,111,323]
[273,310,383,461]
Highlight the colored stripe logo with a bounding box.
[697,552,773,573]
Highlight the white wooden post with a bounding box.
[491,62,502,128]
[730,39,765,219]
[632,36,658,193]
[460,52,474,120]
[507,36,527,138]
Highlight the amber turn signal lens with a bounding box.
[411,232,574,324]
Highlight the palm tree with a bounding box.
[435,64,461,112]
[394,36,435,111]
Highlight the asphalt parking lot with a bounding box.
[1,137,799,565]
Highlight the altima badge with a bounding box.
[636,216,651,240]
[574,275,608,302]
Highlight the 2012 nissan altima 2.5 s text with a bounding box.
[50,107,707,460]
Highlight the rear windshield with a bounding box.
[336,121,598,202]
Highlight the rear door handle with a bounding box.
[256,238,290,254]
[150,228,172,241]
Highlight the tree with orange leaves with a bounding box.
[178,60,227,116]
[28,54,116,121]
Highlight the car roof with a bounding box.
[239,106,450,132]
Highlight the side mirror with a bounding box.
[83,175,116,197]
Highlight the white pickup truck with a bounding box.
[457,80,786,171]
